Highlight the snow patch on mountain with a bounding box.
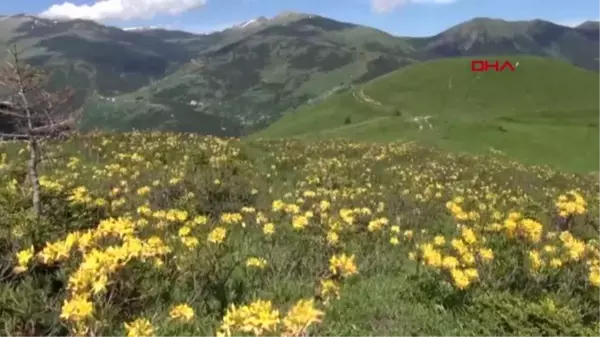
[123,26,161,31]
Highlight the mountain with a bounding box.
[79,13,416,135]
[81,16,599,135]
[0,13,598,136]
[0,14,218,98]
[255,56,599,172]
[575,20,600,31]
[414,18,599,71]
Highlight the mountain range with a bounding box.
[0,12,598,136]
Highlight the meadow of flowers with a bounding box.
[0,132,598,336]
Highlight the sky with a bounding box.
[2,0,599,36]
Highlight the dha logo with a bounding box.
[471,60,518,72]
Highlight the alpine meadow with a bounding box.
[0,8,599,337]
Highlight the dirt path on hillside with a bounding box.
[353,89,383,106]
[351,89,435,131]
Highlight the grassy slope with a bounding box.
[1,134,598,336]
[255,56,599,172]
[95,16,415,133]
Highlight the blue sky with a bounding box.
[3,0,599,36]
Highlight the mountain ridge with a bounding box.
[0,12,598,136]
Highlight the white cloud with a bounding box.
[371,0,456,14]
[39,0,208,21]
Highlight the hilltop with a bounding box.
[256,56,599,172]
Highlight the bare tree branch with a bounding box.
[0,44,80,218]
[0,99,29,114]
[0,132,28,139]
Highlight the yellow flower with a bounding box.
[566,240,586,262]
[124,318,155,337]
[319,279,340,301]
[528,250,543,271]
[390,237,400,245]
[461,227,477,245]
[451,239,467,255]
[450,268,471,290]
[367,218,387,232]
[433,235,446,247]
[92,274,108,294]
[422,247,442,268]
[549,258,563,269]
[194,215,208,225]
[136,186,151,196]
[246,257,268,269]
[329,253,358,278]
[15,245,34,269]
[461,252,476,266]
[220,212,243,225]
[589,266,600,287]
[327,231,339,245]
[178,226,191,237]
[272,200,285,212]
[169,304,195,322]
[319,200,331,212]
[442,256,460,270]
[478,248,494,262]
[282,299,324,337]
[181,236,199,248]
[519,219,543,243]
[208,227,227,244]
[219,300,280,337]
[60,294,94,322]
[292,215,309,230]
[463,268,479,281]
[263,223,275,235]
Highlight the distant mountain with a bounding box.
[79,13,416,135]
[0,13,598,137]
[576,20,600,30]
[414,18,599,71]
[0,15,218,97]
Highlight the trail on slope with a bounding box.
[353,89,383,107]
[352,89,434,131]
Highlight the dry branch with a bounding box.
[0,44,80,217]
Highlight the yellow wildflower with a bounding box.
[282,299,324,337]
[208,227,227,244]
[124,318,155,337]
[169,304,195,322]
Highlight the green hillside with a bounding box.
[255,56,599,172]
[1,14,598,136]
[90,17,599,135]
[80,14,416,133]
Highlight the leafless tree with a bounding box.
[0,45,80,218]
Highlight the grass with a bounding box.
[0,133,599,336]
[254,56,599,173]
